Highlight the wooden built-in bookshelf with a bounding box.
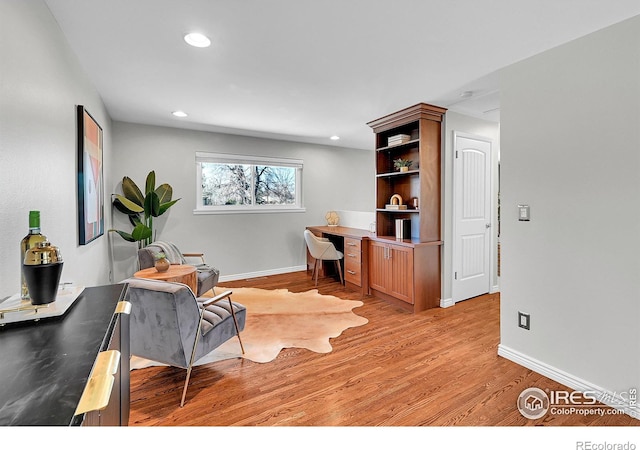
[366,103,446,312]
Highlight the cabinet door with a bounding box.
[369,241,389,293]
[81,305,130,427]
[388,244,414,304]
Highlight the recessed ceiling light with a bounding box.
[330,135,340,140]
[172,110,188,118]
[184,32,211,48]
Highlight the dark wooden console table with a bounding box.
[0,283,130,426]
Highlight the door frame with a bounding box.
[451,131,496,304]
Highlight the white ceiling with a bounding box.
[44,0,640,150]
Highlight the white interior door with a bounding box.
[453,133,492,302]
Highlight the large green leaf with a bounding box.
[145,171,156,195]
[113,194,144,214]
[131,223,152,241]
[122,177,144,206]
[158,198,181,216]
[128,213,142,227]
[109,229,136,242]
[155,183,173,204]
[144,191,160,218]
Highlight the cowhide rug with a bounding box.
[130,287,368,369]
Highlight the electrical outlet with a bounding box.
[518,312,530,330]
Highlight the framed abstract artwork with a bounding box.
[77,105,104,245]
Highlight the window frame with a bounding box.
[194,152,305,214]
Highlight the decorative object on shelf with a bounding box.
[22,240,64,305]
[412,197,419,209]
[388,134,411,146]
[325,211,340,227]
[395,219,411,240]
[77,105,105,245]
[110,170,181,248]
[393,158,413,172]
[385,193,407,210]
[153,252,170,272]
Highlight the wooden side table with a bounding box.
[134,265,197,294]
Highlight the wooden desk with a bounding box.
[306,226,372,296]
[134,265,197,294]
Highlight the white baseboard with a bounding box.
[440,297,455,308]
[219,265,307,282]
[490,284,500,294]
[498,344,639,420]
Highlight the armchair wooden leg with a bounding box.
[314,258,321,286]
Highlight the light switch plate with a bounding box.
[518,204,530,221]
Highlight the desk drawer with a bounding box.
[344,238,361,253]
[345,258,362,286]
[344,248,361,264]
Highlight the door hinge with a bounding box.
[455,150,458,159]
[454,271,457,280]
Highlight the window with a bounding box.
[195,152,304,214]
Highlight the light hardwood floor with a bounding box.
[128,271,638,426]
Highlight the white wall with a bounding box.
[0,1,113,298]
[442,111,500,305]
[499,16,640,415]
[110,122,374,282]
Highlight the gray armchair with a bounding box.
[138,241,219,297]
[121,277,246,406]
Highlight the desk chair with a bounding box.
[304,229,344,286]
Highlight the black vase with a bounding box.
[22,262,64,305]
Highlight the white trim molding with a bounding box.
[219,265,307,282]
[440,297,455,308]
[498,344,639,420]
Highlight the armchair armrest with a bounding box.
[200,290,233,308]
[182,252,206,264]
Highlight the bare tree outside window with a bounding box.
[254,166,295,205]
[201,163,252,206]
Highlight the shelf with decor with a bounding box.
[366,103,446,312]
[375,169,420,178]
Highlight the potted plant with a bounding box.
[153,251,170,272]
[110,170,180,248]
[393,158,413,172]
